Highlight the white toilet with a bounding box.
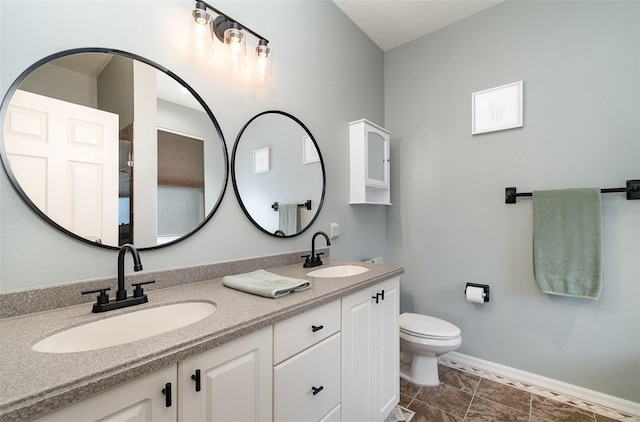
[399,312,462,386]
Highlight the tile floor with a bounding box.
[399,365,637,422]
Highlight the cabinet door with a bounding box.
[341,277,400,422]
[341,287,376,422]
[374,278,400,421]
[179,326,273,422]
[31,365,177,422]
[365,128,389,188]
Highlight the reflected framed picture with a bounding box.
[303,136,319,164]
[472,81,523,135]
[253,147,270,174]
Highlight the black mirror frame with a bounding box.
[0,47,229,250]
[231,110,326,238]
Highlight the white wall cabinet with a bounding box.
[348,119,391,205]
[30,365,177,422]
[179,326,273,422]
[341,277,399,422]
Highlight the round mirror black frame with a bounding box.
[0,47,229,250]
[231,110,326,238]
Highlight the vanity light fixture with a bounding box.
[191,0,272,82]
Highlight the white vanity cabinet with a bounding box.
[273,300,342,422]
[341,277,399,422]
[25,276,401,422]
[30,365,177,422]
[348,119,391,205]
[178,326,273,422]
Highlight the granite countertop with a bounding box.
[0,258,403,421]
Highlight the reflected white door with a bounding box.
[4,89,119,245]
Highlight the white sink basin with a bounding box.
[32,302,216,353]
[306,265,370,278]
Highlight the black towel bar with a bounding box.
[272,200,312,211]
[505,179,640,204]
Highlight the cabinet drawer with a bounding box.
[274,333,341,422]
[319,403,341,422]
[274,300,340,364]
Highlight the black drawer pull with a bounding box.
[312,325,324,332]
[312,385,324,395]
[191,369,201,392]
[162,382,172,407]
[380,289,385,301]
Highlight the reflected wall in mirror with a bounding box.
[232,111,325,237]
[0,48,228,250]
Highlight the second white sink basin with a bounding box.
[32,301,216,353]
[306,265,370,278]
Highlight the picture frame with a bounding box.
[472,81,523,135]
[253,147,270,174]
[302,135,319,164]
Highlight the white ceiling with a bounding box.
[333,0,505,51]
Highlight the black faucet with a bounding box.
[117,243,143,300]
[81,244,155,313]
[303,231,331,268]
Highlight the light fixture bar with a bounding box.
[196,0,269,44]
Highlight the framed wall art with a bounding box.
[253,147,270,174]
[472,81,523,135]
[302,135,319,164]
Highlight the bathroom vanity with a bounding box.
[0,259,402,422]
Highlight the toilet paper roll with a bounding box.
[466,286,486,304]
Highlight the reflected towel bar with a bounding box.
[505,179,640,204]
[272,200,312,211]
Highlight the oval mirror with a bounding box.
[0,48,228,250]
[232,111,325,237]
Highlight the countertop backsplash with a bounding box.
[0,248,329,319]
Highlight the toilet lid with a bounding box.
[399,313,461,340]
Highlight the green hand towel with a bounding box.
[278,204,300,236]
[533,188,603,299]
[222,269,310,298]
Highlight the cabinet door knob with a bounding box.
[162,382,172,407]
[191,369,201,392]
[311,325,324,332]
[312,385,324,396]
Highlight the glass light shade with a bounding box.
[224,26,246,71]
[189,18,214,56]
[254,42,272,83]
[193,9,209,26]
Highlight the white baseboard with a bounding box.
[440,351,640,418]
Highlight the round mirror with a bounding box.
[0,48,228,250]
[232,111,325,237]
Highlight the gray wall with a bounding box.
[385,1,639,402]
[0,0,387,291]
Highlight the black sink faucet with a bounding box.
[117,243,143,300]
[303,231,331,268]
[81,243,155,313]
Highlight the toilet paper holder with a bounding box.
[465,283,490,302]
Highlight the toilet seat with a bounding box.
[399,313,461,340]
